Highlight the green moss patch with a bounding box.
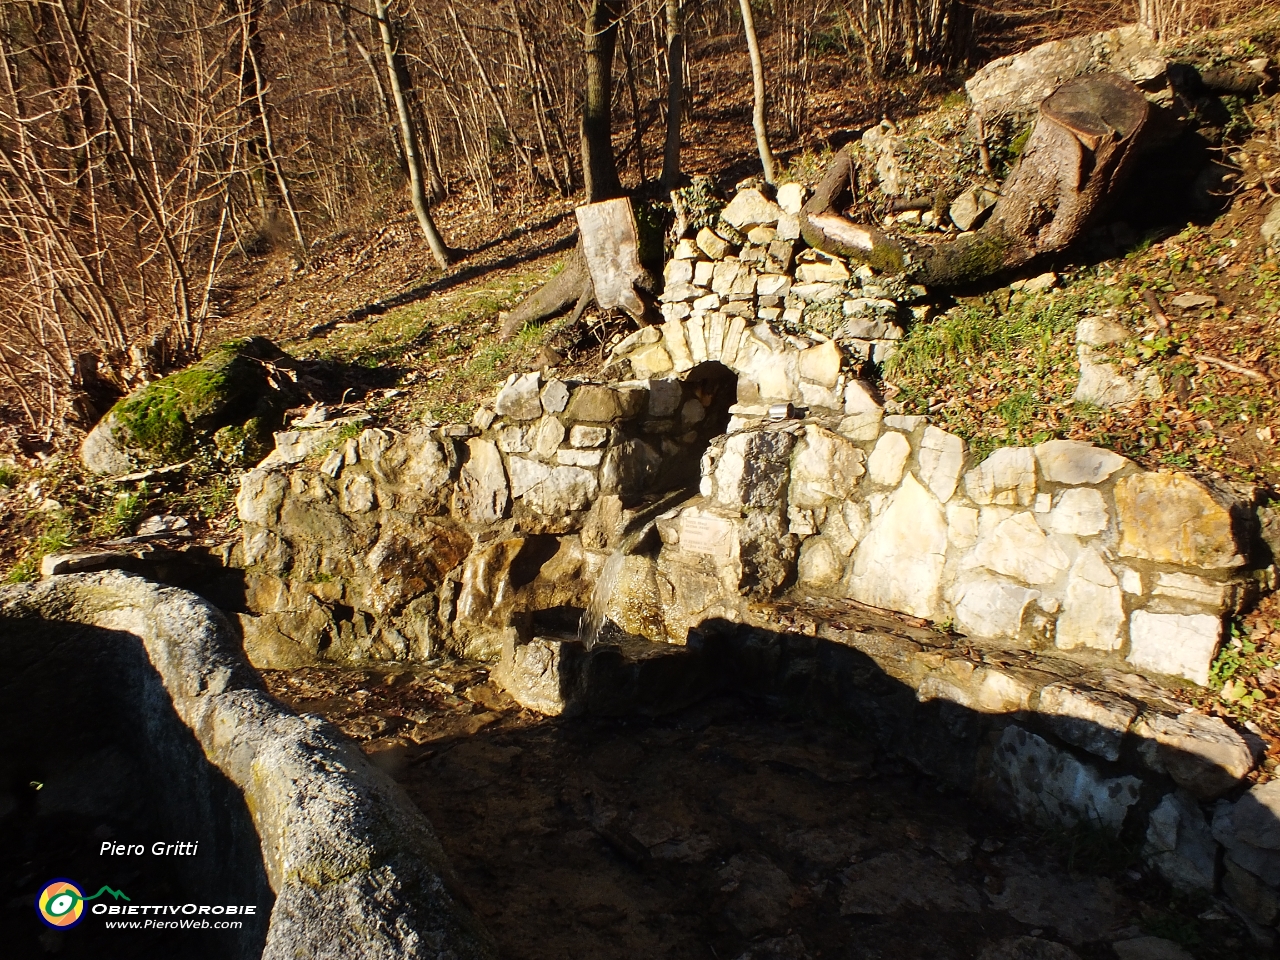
[109,336,294,465]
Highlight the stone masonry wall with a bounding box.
[234,370,736,665]
[235,181,1273,692]
[648,417,1263,688]
[227,179,1280,942]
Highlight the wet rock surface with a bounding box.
[264,665,1258,960]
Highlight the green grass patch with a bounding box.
[315,263,562,424]
[6,508,74,583]
[91,487,147,539]
[318,267,547,369]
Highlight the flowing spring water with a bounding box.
[577,548,630,650]
[577,487,698,649]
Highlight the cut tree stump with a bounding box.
[500,197,658,341]
[802,73,1151,286]
[576,197,649,320]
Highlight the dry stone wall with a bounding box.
[649,418,1262,688]
[233,369,737,664]
[234,180,1272,697]
[212,178,1280,943]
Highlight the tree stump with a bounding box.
[802,73,1151,286]
[500,198,659,341]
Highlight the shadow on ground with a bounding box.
[266,618,1271,960]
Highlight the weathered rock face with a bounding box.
[991,726,1142,831]
[1213,779,1280,931]
[1114,472,1243,569]
[82,337,297,474]
[0,572,493,960]
[966,24,1166,118]
[229,334,1261,690]
[235,425,468,665]
[1143,790,1218,894]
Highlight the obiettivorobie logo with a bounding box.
[35,876,259,932]
[36,879,130,929]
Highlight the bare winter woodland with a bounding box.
[0,0,1255,432]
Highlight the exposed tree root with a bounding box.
[500,243,592,341]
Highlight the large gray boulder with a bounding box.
[81,337,297,474]
[0,571,494,960]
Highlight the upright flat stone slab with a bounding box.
[1127,610,1222,686]
[849,474,948,620]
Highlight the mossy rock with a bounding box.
[81,337,297,474]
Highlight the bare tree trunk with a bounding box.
[502,0,632,339]
[56,0,196,349]
[582,0,625,203]
[620,19,645,184]
[802,74,1150,287]
[511,1,566,195]
[738,0,776,184]
[373,0,450,269]
[660,0,684,190]
[447,1,535,185]
[1138,0,1188,43]
[499,246,589,340]
[336,5,406,176]
[240,5,309,262]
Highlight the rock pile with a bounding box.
[648,185,927,374]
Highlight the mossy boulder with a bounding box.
[81,337,298,474]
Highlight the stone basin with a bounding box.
[0,571,492,959]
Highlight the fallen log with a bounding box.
[802,73,1151,286]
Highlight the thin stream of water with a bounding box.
[577,549,628,649]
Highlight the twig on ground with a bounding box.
[1141,289,1170,332]
[1194,352,1270,382]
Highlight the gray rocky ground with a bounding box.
[264,662,1259,960]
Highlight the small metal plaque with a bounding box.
[681,514,733,557]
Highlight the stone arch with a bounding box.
[604,317,852,416]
